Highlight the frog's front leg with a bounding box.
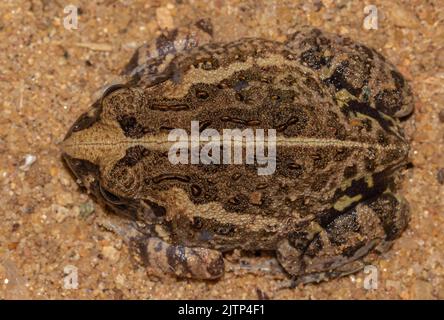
[277,192,410,284]
[97,211,224,280]
[130,236,224,280]
[92,19,214,100]
[121,19,214,78]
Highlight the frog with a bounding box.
[61,21,413,284]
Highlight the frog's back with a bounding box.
[62,35,410,251]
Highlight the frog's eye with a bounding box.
[63,101,102,140]
[68,109,98,134]
[99,184,125,205]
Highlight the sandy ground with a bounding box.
[0,0,443,299]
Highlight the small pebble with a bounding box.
[156,7,174,30]
[79,201,95,219]
[386,3,421,28]
[412,279,435,300]
[102,246,120,263]
[53,204,70,223]
[116,274,126,286]
[19,154,36,171]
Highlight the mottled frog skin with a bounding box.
[62,22,413,283]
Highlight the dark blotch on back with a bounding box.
[300,47,331,70]
[325,60,362,97]
[343,100,393,132]
[223,194,249,212]
[117,114,147,139]
[116,146,149,167]
[343,164,358,179]
[298,29,332,70]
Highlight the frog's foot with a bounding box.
[129,237,224,280]
[277,192,410,284]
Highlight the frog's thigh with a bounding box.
[277,192,410,283]
[284,26,414,118]
[130,237,224,280]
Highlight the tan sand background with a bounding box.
[0,0,443,299]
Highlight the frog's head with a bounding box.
[61,84,146,172]
[61,85,148,220]
[61,96,103,194]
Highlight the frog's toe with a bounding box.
[129,237,224,280]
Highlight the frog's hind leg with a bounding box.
[129,236,224,280]
[284,26,414,118]
[277,192,410,284]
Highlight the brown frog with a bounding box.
[62,22,413,283]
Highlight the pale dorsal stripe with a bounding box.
[63,134,402,152]
[62,126,407,166]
